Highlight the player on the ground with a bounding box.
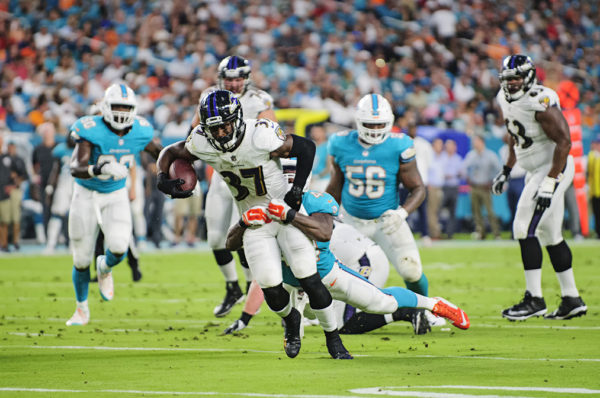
[194,55,277,317]
[157,89,351,359]
[493,54,586,321]
[66,83,162,326]
[43,134,75,254]
[326,94,437,323]
[224,160,470,336]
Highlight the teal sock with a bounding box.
[105,249,126,268]
[381,287,418,308]
[405,273,429,296]
[72,266,90,302]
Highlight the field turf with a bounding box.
[1,241,598,397]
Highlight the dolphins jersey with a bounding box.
[496,84,561,172]
[328,130,416,219]
[70,115,154,193]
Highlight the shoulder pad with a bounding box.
[251,119,286,151]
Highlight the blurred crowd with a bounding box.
[1,0,600,251]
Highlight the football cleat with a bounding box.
[223,319,247,335]
[425,309,447,327]
[96,255,114,301]
[502,291,546,321]
[411,309,431,335]
[213,282,244,317]
[66,306,90,326]
[544,296,587,320]
[432,297,470,330]
[283,308,302,358]
[325,332,353,360]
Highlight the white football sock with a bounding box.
[219,260,238,282]
[524,269,543,297]
[555,269,579,297]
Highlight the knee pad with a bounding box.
[546,240,572,273]
[298,273,332,310]
[213,249,234,266]
[262,284,290,312]
[396,255,422,283]
[237,249,249,269]
[519,237,542,270]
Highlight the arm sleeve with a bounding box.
[288,134,316,190]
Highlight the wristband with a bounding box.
[502,165,512,175]
[285,209,297,224]
[238,218,248,228]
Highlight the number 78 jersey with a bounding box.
[496,85,560,173]
[328,130,416,219]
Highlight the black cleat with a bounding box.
[502,291,547,321]
[325,330,353,359]
[283,308,302,358]
[544,296,587,320]
[411,309,431,335]
[131,266,142,282]
[213,282,244,317]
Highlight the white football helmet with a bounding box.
[280,158,312,191]
[355,94,394,145]
[100,83,137,130]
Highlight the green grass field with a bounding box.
[1,242,599,398]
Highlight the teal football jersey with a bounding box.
[328,130,416,219]
[70,115,154,193]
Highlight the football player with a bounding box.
[66,83,162,326]
[157,90,351,359]
[43,134,75,254]
[193,55,277,318]
[326,94,437,321]
[493,54,587,320]
[223,160,470,337]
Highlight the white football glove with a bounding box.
[100,162,129,180]
[381,207,408,234]
[241,206,272,228]
[491,166,511,195]
[267,198,295,223]
[535,176,557,211]
[223,319,247,335]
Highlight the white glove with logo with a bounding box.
[90,162,129,180]
[381,207,409,234]
[535,176,557,211]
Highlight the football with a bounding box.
[169,159,197,191]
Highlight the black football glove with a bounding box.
[283,185,303,211]
[157,172,193,199]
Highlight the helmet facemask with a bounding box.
[217,56,251,96]
[199,90,246,152]
[355,94,394,145]
[100,84,137,131]
[499,55,536,102]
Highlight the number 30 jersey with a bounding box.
[70,115,154,193]
[185,119,288,213]
[496,84,561,173]
[328,130,416,219]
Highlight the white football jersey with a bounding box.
[185,119,288,213]
[496,84,561,172]
[201,85,274,119]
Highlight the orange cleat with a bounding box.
[432,297,470,330]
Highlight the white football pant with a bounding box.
[205,174,239,249]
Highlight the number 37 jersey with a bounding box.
[328,130,416,219]
[185,119,288,213]
[496,85,561,172]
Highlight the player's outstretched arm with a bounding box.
[397,160,426,213]
[325,157,343,204]
[536,106,572,179]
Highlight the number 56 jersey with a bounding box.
[496,85,561,173]
[328,130,416,219]
[185,119,288,213]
